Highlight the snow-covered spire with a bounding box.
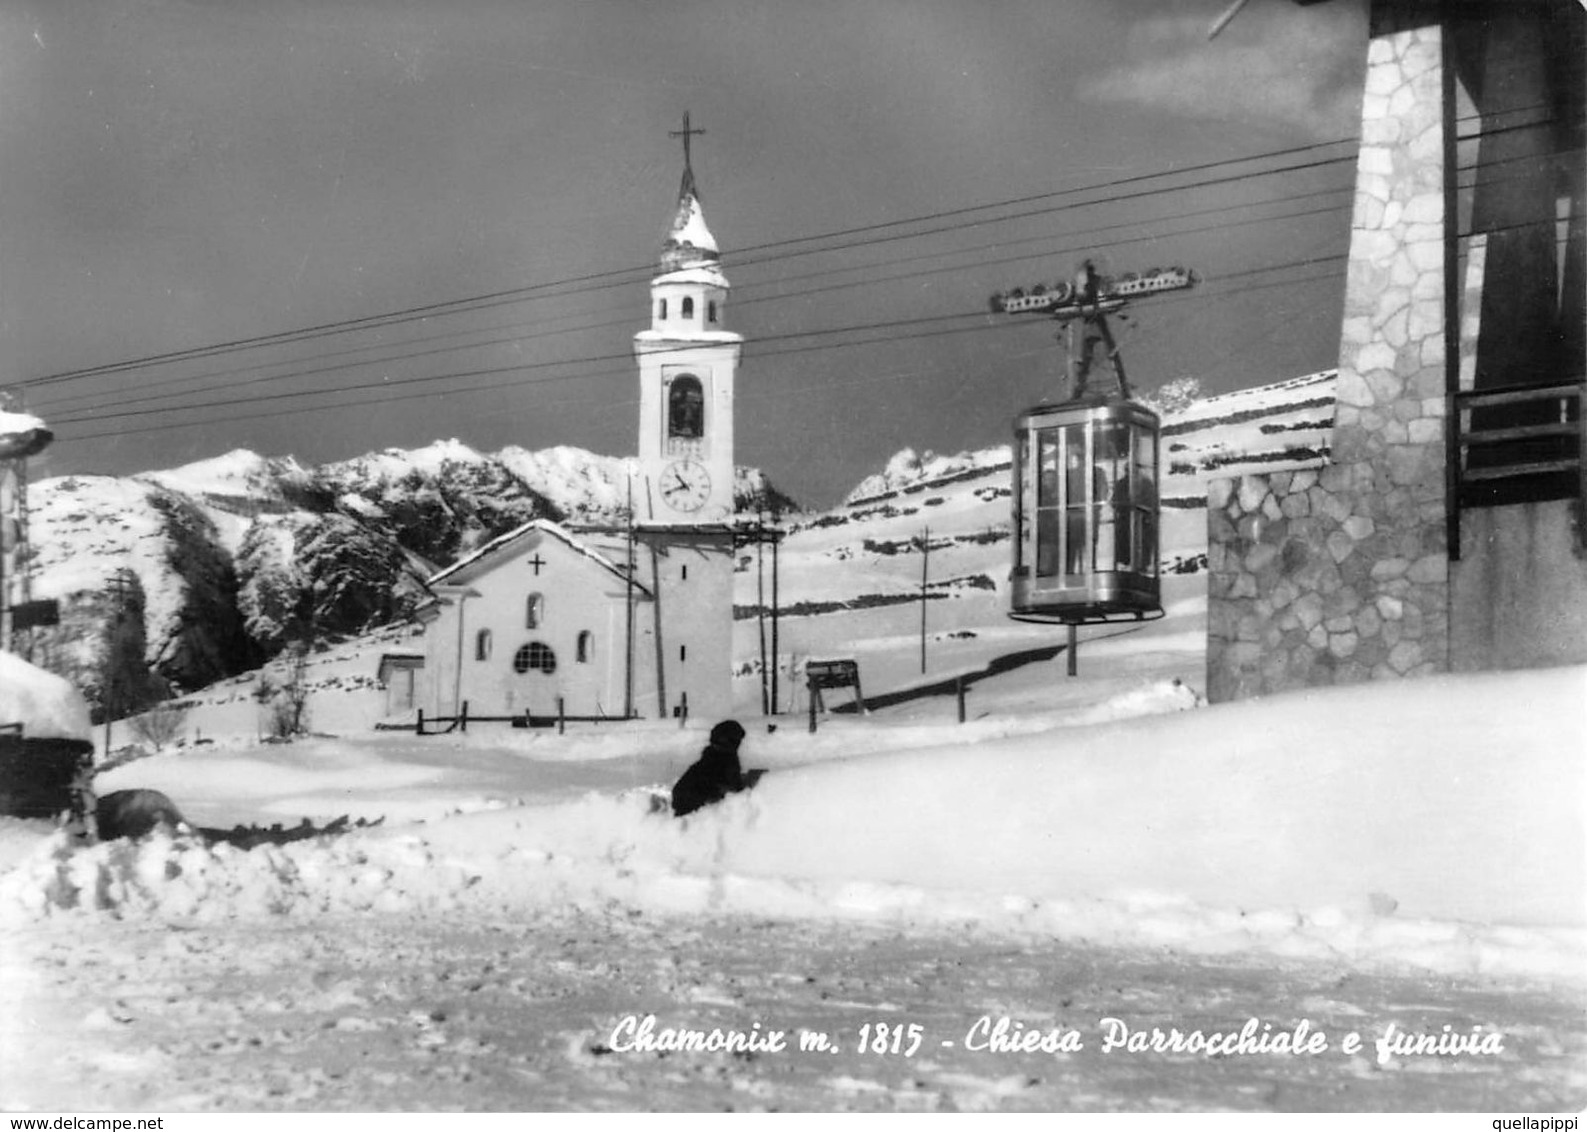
[658,169,721,275]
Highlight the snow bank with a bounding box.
[0,651,91,742]
[3,667,1581,982]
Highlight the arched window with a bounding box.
[475,629,492,661]
[681,296,694,319]
[576,630,593,664]
[525,592,543,629]
[707,300,717,323]
[513,641,557,675]
[658,298,667,320]
[668,375,704,439]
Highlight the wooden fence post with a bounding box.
[956,675,966,723]
[416,708,425,736]
[461,700,469,733]
[557,697,565,735]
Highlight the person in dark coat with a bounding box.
[671,719,753,817]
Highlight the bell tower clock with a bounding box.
[630,113,741,721]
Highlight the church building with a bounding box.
[404,122,745,724]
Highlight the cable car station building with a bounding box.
[1205,0,1585,702]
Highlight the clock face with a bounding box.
[659,459,711,513]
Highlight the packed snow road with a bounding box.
[4,909,1583,1113]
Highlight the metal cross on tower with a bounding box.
[669,111,706,174]
[990,260,1196,402]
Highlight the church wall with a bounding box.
[424,538,632,720]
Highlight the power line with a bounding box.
[43,183,1361,422]
[52,244,1355,444]
[24,96,1561,393]
[26,135,1366,391]
[57,262,1352,447]
[29,103,1577,443]
[39,121,1558,417]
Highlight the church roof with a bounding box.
[425,518,650,596]
[658,168,722,276]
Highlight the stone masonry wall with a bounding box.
[1207,9,1452,703]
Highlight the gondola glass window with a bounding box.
[668,375,705,440]
[1012,398,1160,620]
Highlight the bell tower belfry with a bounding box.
[629,113,742,721]
[634,113,742,525]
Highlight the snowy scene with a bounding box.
[2,385,1584,1111]
[2,0,1585,1120]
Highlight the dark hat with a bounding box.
[709,719,746,749]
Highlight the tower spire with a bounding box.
[669,111,706,197]
[658,111,721,274]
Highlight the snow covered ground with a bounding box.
[2,607,1584,1112]
[3,409,1583,1111]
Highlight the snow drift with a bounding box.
[2,665,1581,982]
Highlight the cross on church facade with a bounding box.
[669,111,706,173]
[526,553,547,575]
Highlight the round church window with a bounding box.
[513,642,557,675]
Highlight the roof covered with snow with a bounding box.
[0,650,91,742]
[425,518,649,596]
[0,410,52,460]
[658,169,723,277]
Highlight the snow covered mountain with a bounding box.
[17,373,1333,711]
[19,441,799,705]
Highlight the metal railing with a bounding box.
[1447,377,1585,558]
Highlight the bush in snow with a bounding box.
[127,701,193,752]
[256,645,312,740]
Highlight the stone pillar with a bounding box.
[1329,6,1451,675]
[1205,2,1452,702]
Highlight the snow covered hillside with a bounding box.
[8,369,1344,736]
[746,371,1337,706]
[19,439,795,701]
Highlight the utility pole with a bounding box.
[770,524,781,714]
[102,568,136,758]
[624,476,636,720]
[919,525,930,674]
[756,508,769,716]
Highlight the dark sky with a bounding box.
[2,0,1369,507]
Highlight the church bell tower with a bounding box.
[630,114,741,720]
[634,114,742,524]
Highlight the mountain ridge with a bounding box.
[14,371,1335,717]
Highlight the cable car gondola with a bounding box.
[993,261,1193,636]
[1010,392,1161,624]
